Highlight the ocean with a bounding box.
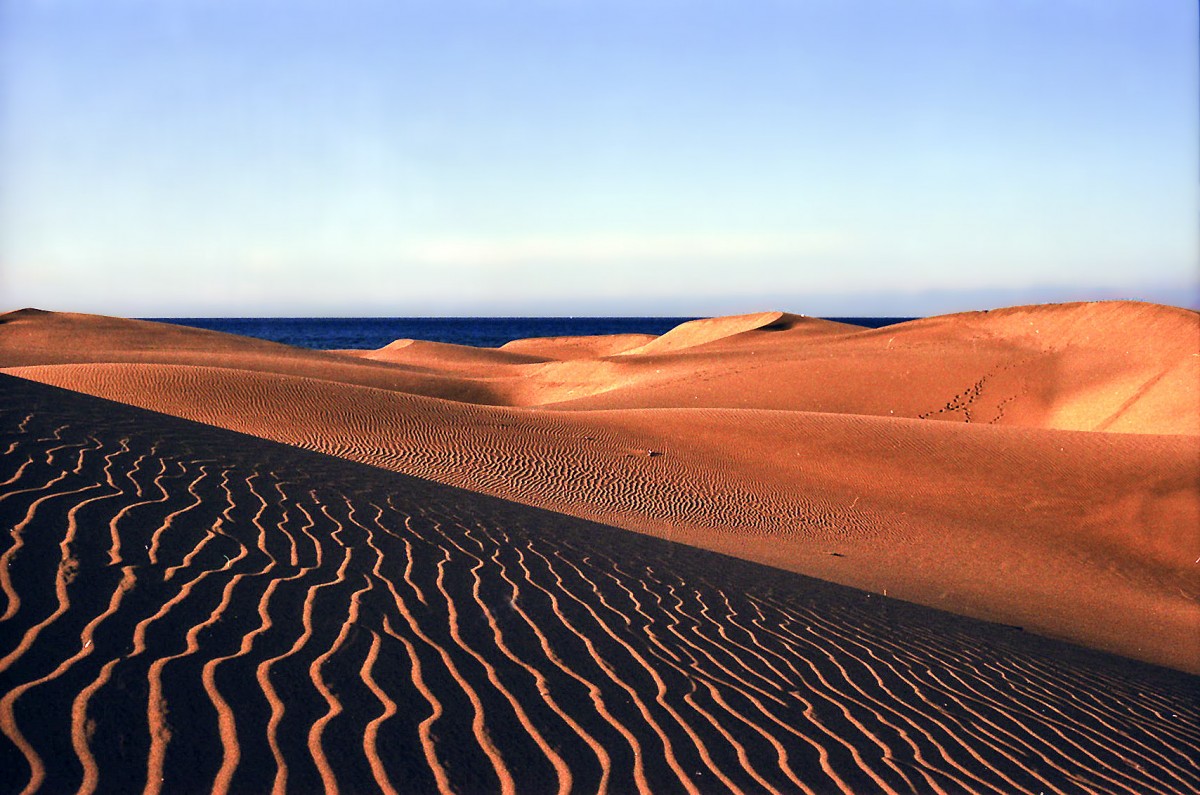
[148,316,914,351]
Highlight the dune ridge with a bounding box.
[613,311,855,355]
[2,376,1198,793]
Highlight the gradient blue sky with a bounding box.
[2,0,1196,316]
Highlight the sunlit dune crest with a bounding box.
[1,302,1198,792]
[500,332,657,360]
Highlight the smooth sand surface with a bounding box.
[2,375,1198,793]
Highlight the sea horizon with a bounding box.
[146,314,917,350]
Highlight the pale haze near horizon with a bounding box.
[1,0,1196,317]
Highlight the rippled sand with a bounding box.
[1,302,1197,792]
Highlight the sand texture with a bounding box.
[1,302,1199,792]
[2,376,1199,793]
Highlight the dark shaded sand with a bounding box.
[1,302,1197,676]
[2,376,1198,794]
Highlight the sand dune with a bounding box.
[500,332,657,359]
[4,359,1198,671]
[614,311,857,355]
[1,302,1196,675]
[0,308,513,405]
[535,302,1200,433]
[5,301,1196,430]
[2,376,1198,793]
[355,338,548,368]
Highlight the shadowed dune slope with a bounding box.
[2,375,1198,794]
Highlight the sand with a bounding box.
[1,302,1197,792]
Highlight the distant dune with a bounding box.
[3,301,1195,429]
[1,302,1198,792]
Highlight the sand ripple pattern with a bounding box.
[4,363,869,543]
[2,376,1198,794]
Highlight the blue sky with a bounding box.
[1,0,1196,316]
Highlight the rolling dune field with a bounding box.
[1,303,1197,672]
[1,302,1198,793]
[2,376,1199,794]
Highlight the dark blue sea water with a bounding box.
[147,316,914,350]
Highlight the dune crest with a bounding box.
[500,332,656,360]
[362,338,547,368]
[617,311,854,355]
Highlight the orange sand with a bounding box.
[1,302,1197,674]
